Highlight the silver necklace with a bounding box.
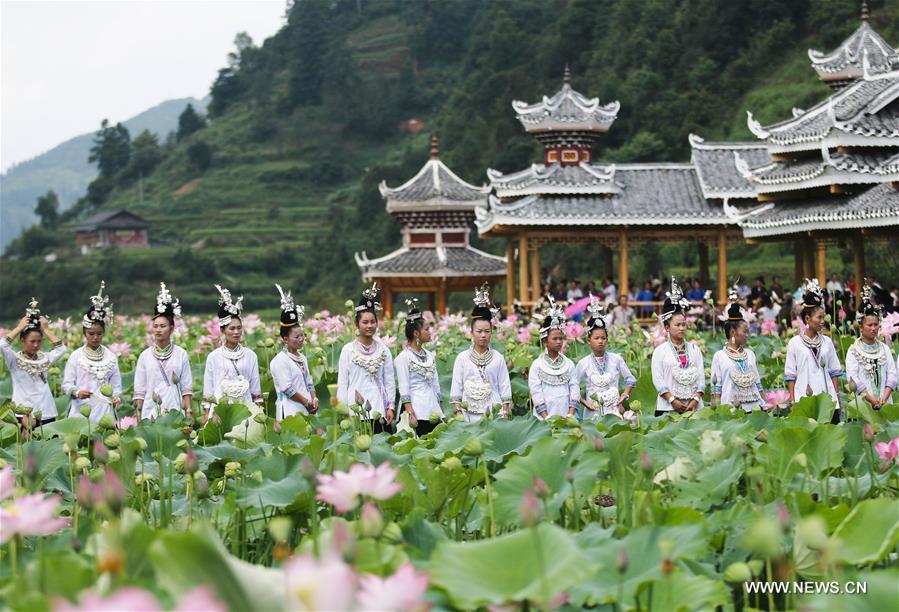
[536,352,571,385]
[351,341,386,377]
[16,350,50,379]
[469,347,493,368]
[83,344,105,361]
[153,343,173,360]
[221,343,244,361]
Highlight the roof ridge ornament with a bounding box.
[563,63,571,85]
[429,132,439,159]
[861,0,869,22]
[746,111,770,139]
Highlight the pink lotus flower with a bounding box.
[517,328,532,342]
[108,342,131,358]
[874,438,899,463]
[565,321,585,343]
[117,416,139,430]
[357,563,430,611]
[760,320,777,335]
[316,462,404,514]
[0,493,70,543]
[174,586,227,612]
[0,465,15,501]
[880,312,899,341]
[765,389,791,411]
[620,410,638,426]
[54,587,161,611]
[284,553,357,611]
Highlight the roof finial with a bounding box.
[429,132,439,159]
[861,0,869,22]
[563,63,571,85]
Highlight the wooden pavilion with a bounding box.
[355,136,507,317]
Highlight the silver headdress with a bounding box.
[23,297,42,331]
[856,280,883,322]
[539,295,567,339]
[585,293,606,332]
[155,282,182,319]
[404,297,422,322]
[355,282,382,313]
[471,283,499,322]
[83,281,114,328]
[801,278,824,308]
[276,283,305,327]
[661,276,690,323]
[215,284,243,327]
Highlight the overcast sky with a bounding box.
[1,0,285,173]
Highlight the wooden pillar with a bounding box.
[618,232,629,298]
[427,292,436,313]
[505,240,515,310]
[437,281,447,315]
[518,234,529,304]
[814,238,827,285]
[382,281,393,319]
[530,244,540,302]
[716,230,727,304]
[697,241,709,287]
[853,234,865,307]
[603,246,614,278]
[794,238,804,288]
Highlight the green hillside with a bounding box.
[0,97,208,251]
[2,0,897,320]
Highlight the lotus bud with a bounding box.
[107,450,121,463]
[74,456,91,471]
[268,516,293,543]
[616,548,629,574]
[463,437,483,456]
[224,461,241,477]
[98,414,116,430]
[299,456,317,482]
[14,404,33,415]
[381,521,403,545]
[640,451,653,476]
[339,418,351,431]
[100,384,114,398]
[183,448,199,475]
[863,423,875,443]
[593,437,605,452]
[370,411,381,422]
[533,476,550,500]
[134,437,147,452]
[519,488,542,528]
[174,453,187,473]
[360,502,384,538]
[796,515,828,550]
[794,452,807,469]
[429,411,441,423]
[104,433,120,449]
[93,439,108,462]
[353,434,372,452]
[194,471,209,499]
[33,411,42,422]
[176,439,188,448]
[724,562,752,583]
[440,456,462,471]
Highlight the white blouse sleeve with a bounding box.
[336,344,351,407]
[48,341,67,364]
[497,355,512,403]
[0,338,16,368]
[568,363,580,408]
[110,359,123,396]
[62,353,78,396]
[450,354,464,405]
[179,352,193,396]
[270,357,296,397]
[248,352,262,399]
[692,344,705,394]
[203,353,215,401]
[382,349,396,410]
[651,347,669,396]
[133,352,148,401]
[395,352,411,405]
[824,339,843,378]
[784,339,798,383]
[528,361,545,411]
[845,350,865,392]
[885,349,898,391]
[710,352,724,395]
[616,354,636,388]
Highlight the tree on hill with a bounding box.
[125,130,163,179]
[176,104,206,141]
[186,141,213,174]
[34,190,59,229]
[88,119,131,178]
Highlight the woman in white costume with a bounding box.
[269,284,318,421]
[394,299,443,436]
[1,299,66,425]
[784,278,843,422]
[651,277,705,416]
[64,282,123,422]
[576,294,635,419]
[528,296,578,419]
[202,284,263,416]
[450,285,512,422]
[846,282,896,408]
[336,283,396,433]
[711,286,764,412]
[133,283,193,419]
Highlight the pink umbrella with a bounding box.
[565,296,593,317]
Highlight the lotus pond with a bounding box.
[0,311,897,611]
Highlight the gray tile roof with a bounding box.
[808,22,897,80]
[487,162,620,197]
[356,246,507,278]
[689,135,768,198]
[747,73,899,149]
[512,80,619,134]
[74,209,149,231]
[736,182,899,238]
[379,159,489,210]
[476,164,732,230]
[741,149,899,193]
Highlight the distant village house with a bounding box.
[73,209,150,251]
